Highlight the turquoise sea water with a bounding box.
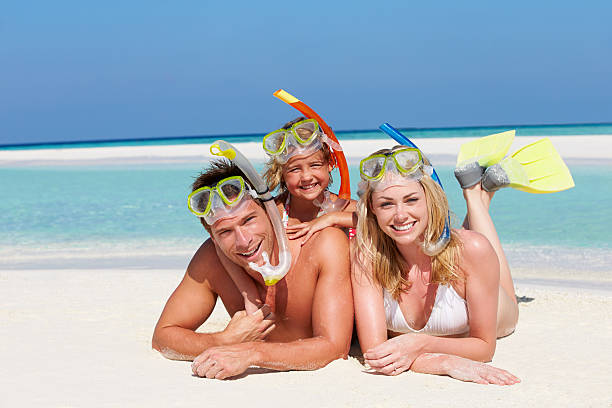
[1,123,611,275]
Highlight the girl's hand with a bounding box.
[363,333,426,375]
[443,354,520,385]
[286,214,334,245]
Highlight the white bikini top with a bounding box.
[383,284,469,336]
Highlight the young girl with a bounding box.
[263,116,357,244]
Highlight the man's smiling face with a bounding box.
[210,199,275,274]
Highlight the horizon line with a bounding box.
[2,121,611,149]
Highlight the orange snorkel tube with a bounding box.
[273,89,351,209]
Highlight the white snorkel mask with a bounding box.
[204,140,292,286]
[188,176,258,225]
[358,147,434,195]
[358,123,452,256]
[262,118,341,165]
[271,90,353,214]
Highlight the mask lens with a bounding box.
[189,188,212,214]
[394,149,422,174]
[360,156,387,180]
[219,178,244,204]
[293,120,317,144]
[263,131,288,155]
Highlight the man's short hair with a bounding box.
[191,160,260,232]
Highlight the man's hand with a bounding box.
[221,305,275,344]
[191,343,256,379]
[363,333,426,375]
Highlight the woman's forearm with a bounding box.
[419,334,496,362]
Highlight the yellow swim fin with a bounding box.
[456,130,516,167]
[454,130,515,188]
[482,138,575,194]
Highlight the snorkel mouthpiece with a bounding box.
[210,141,291,285]
[378,123,451,256]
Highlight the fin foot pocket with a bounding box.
[454,161,486,189]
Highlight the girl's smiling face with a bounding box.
[282,150,332,202]
[370,180,429,246]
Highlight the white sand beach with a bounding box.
[2,135,612,166]
[2,268,611,407]
[2,136,611,407]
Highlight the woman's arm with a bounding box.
[350,243,388,353]
[411,353,520,385]
[416,230,500,361]
[364,230,500,372]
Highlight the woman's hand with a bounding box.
[363,333,426,375]
[442,354,520,385]
[286,214,334,245]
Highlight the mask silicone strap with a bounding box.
[379,123,451,254]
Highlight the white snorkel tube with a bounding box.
[210,140,292,286]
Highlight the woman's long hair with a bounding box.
[354,149,463,300]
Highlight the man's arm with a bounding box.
[152,240,274,360]
[192,228,354,378]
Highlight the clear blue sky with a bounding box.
[1,1,611,145]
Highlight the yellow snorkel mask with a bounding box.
[202,140,292,286]
[263,118,341,164]
[359,148,433,185]
[187,176,258,225]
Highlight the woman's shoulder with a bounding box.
[454,229,494,256]
[453,228,497,278]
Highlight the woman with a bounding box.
[351,144,520,385]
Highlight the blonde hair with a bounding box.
[263,116,334,193]
[354,147,463,300]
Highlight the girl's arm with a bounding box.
[287,199,358,244]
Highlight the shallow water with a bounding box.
[1,160,610,277]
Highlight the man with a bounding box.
[152,161,353,379]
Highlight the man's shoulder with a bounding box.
[301,227,349,266]
[187,238,224,281]
[309,226,349,249]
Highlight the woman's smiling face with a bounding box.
[370,180,429,245]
